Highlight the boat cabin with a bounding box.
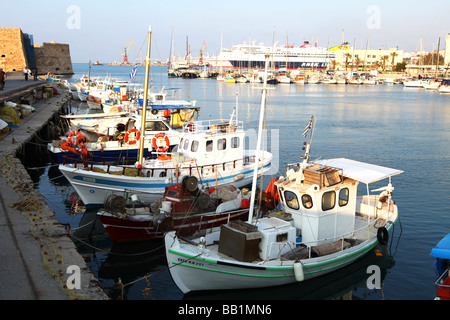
[175,119,245,166]
[275,162,358,246]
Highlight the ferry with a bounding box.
[209,41,335,70]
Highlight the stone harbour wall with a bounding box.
[34,42,74,75]
[0,26,74,75]
[0,27,28,73]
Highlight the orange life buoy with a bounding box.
[152,132,170,152]
[124,128,140,145]
[67,131,85,146]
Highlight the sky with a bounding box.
[3,0,450,63]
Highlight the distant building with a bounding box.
[445,33,450,67]
[0,26,73,75]
[333,47,403,71]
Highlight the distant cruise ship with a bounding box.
[208,41,337,70]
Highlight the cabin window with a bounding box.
[206,140,213,152]
[146,121,168,131]
[339,188,349,207]
[179,138,184,148]
[322,191,336,211]
[231,137,240,148]
[183,139,189,150]
[284,191,299,210]
[218,138,226,150]
[191,140,199,152]
[301,194,313,209]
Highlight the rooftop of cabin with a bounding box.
[181,119,244,135]
[275,162,352,193]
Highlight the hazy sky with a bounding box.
[3,0,449,62]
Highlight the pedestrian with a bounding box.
[23,67,29,81]
[32,68,38,81]
[0,68,6,91]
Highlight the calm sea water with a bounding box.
[30,63,450,300]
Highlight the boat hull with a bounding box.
[98,208,249,243]
[165,211,398,294]
[165,229,380,294]
[48,143,176,164]
[59,153,272,207]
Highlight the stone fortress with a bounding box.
[0,27,73,75]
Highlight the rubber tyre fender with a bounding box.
[377,227,389,245]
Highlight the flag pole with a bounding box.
[296,115,314,184]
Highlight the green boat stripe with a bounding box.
[169,239,379,277]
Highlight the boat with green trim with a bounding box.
[164,62,403,293]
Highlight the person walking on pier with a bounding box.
[23,67,31,81]
[0,68,6,91]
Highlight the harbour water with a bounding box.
[27,63,449,300]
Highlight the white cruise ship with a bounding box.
[208,41,335,70]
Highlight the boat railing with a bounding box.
[291,214,388,260]
[182,119,244,134]
[61,154,257,178]
[435,268,450,288]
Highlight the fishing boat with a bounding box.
[58,27,272,207]
[438,79,450,94]
[422,79,440,91]
[164,55,403,294]
[96,176,251,243]
[59,116,272,206]
[431,233,450,300]
[48,114,181,163]
[293,75,305,84]
[275,69,291,84]
[403,77,423,88]
[306,74,320,84]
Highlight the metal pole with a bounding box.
[137,26,152,168]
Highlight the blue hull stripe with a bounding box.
[72,162,271,189]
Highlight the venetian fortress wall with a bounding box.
[0,26,73,75]
[0,27,27,72]
[34,41,73,75]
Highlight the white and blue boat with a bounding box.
[431,233,450,300]
[58,118,272,207]
[48,114,182,164]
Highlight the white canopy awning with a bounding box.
[314,158,403,184]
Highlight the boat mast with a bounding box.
[137,26,152,168]
[248,54,269,223]
[435,37,440,79]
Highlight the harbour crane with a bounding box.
[122,38,135,64]
[199,41,206,65]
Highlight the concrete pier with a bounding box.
[0,74,108,300]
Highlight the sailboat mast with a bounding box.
[248,54,270,223]
[137,26,152,168]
